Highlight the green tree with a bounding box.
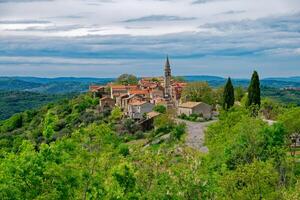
[223,77,235,110]
[220,160,280,200]
[153,105,167,114]
[235,86,245,102]
[278,107,300,135]
[116,74,138,85]
[181,82,214,104]
[109,106,122,122]
[247,71,261,107]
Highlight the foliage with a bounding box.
[0,90,74,120]
[220,160,280,199]
[116,74,138,85]
[0,93,299,199]
[153,104,166,114]
[223,77,235,110]
[247,71,261,107]
[260,98,285,120]
[261,86,300,106]
[178,113,205,122]
[235,86,245,102]
[109,106,123,122]
[278,107,300,135]
[181,82,214,104]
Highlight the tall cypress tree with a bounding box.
[247,71,261,107]
[223,77,235,110]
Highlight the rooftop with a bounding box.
[178,101,202,108]
[129,100,148,106]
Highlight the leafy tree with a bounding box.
[235,86,245,102]
[154,114,175,134]
[171,123,186,140]
[247,71,261,107]
[278,107,300,135]
[220,160,280,200]
[116,74,138,85]
[181,82,214,104]
[223,77,235,110]
[109,106,122,122]
[260,98,285,120]
[153,104,166,114]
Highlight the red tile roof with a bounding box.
[128,89,150,95]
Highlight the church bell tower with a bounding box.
[164,56,172,98]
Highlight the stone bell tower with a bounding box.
[164,56,172,98]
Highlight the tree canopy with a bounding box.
[181,82,214,104]
[116,74,138,85]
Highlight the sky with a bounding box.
[0,0,300,78]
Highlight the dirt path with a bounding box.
[176,119,217,153]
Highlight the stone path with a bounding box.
[176,119,217,153]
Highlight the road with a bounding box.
[176,119,217,153]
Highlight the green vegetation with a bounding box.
[116,74,138,85]
[181,82,214,104]
[153,104,167,114]
[178,113,206,122]
[0,71,299,199]
[0,90,299,199]
[247,71,261,107]
[0,90,75,120]
[262,86,300,106]
[223,77,235,110]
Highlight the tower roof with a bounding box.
[165,55,170,69]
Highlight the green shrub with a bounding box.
[118,144,130,156]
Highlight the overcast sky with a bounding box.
[0,0,300,78]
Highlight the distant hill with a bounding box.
[0,77,114,94]
[0,90,74,120]
[0,78,42,91]
[1,76,300,95]
[183,76,300,88]
[3,76,115,84]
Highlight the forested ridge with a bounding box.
[0,92,299,199]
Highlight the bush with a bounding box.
[171,123,186,140]
[153,105,166,114]
[118,144,130,157]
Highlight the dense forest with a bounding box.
[0,91,75,120]
[0,88,299,199]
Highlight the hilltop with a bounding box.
[0,91,299,199]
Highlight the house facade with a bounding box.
[99,96,115,112]
[178,101,212,119]
[127,101,154,120]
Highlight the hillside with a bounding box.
[0,91,75,120]
[0,93,299,199]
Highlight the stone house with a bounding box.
[99,96,115,112]
[127,101,154,120]
[89,85,106,98]
[177,101,212,119]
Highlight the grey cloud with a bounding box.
[201,13,300,33]
[219,10,246,15]
[123,15,197,23]
[192,0,225,4]
[0,20,51,24]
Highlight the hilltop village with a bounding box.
[89,57,213,122]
